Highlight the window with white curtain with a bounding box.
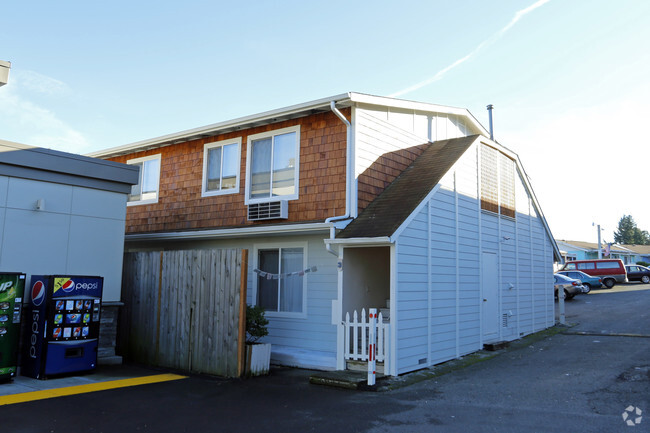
[246,126,300,203]
[127,154,161,205]
[255,244,306,316]
[202,138,240,196]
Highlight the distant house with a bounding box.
[556,240,636,264]
[621,245,650,264]
[0,139,138,362]
[90,93,561,376]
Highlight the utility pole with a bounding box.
[593,223,602,259]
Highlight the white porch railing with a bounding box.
[343,308,390,373]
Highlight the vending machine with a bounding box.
[22,275,103,379]
[0,273,25,381]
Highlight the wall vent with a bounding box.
[248,200,289,221]
[502,313,509,328]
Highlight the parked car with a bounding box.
[560,259,626,289]
[556,270,601,291]
[553,273,585,300]
[624,265,650,284]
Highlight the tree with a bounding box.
[614,215,650,245]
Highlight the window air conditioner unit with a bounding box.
[247,200,289,221]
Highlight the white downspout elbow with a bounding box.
[326,100,353,256]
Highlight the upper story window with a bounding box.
[480,144,515,218]
[245,125,300,204]
[127,154,161,205]
[202,138,241,197]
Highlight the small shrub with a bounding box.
[636,261,649,267]
[246,304,269,344]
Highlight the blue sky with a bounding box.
[2,0,649,244]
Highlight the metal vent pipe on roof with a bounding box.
[487,104,494,141]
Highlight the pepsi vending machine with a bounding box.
[22,275,103,379]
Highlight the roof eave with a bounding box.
[348,92,490,136]
[324,237,393,246]
[88,92,492,159]
[88,92,352,158]
[125,222,332,242]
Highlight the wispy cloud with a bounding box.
[19,70,70,96]
[0,70,90,154]
[390,0,552,97]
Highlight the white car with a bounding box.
[553,273,586,300]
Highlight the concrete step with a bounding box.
[309,369,386,391]
[346,359,384,374]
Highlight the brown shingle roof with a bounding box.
[556,240,600,250]
[338,135,479,239]
[622,244,650,254]
[557,240,632,253]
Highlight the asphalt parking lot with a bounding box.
[1,283,649,433]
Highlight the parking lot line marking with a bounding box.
[0,373,187,406]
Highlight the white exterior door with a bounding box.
[481,252,499,341]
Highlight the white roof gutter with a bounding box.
[324,237,393,247]
[325,100,354,257]
[125,222,331,242]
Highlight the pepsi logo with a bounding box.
[31,281,46,306]
[61,279,75,293]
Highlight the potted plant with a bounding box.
[245,304,271,376]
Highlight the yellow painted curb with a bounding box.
[0,373,187,406]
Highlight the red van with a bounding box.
[561,259,627,289]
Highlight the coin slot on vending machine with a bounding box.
[65,348,83,358]
[12,301,21,323]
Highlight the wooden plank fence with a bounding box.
[120,249,247,377]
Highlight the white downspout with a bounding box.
[325,100,353,256]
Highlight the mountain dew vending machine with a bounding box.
[0,273,25,380]
[22,275,103,379]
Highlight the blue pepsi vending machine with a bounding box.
[22,275,103,379]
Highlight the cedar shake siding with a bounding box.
[109,111,348,234]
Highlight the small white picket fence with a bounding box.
[343,308,390,373]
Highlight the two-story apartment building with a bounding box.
[90,93,560,376]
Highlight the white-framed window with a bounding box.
[127,154,161,205]
[245,125,300,204]
[201,138,241,197]
[253,242,307,318]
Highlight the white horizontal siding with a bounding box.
[354,110,429,180]
[354,106,481,183]
[393,140,555,375]
[396,207,430,372]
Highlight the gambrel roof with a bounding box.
[334,134,562,261]
[338,135,478,239]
